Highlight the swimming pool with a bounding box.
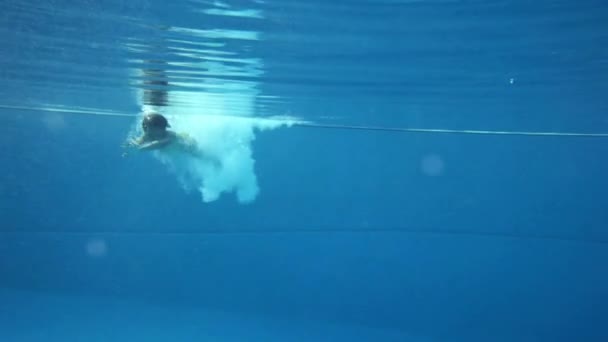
[1,0,607,341]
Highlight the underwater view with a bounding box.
[1,0,607,341]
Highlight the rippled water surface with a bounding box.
[2,0,607,129]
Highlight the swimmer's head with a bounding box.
[142,113,170,133]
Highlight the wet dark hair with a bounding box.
[142,113,170,130]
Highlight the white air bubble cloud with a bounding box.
[148,112,297,204]
[130,58,300,204]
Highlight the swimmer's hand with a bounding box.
[121,138,140,158]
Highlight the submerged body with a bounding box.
[123,113,203,158]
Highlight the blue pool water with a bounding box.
[1,0,608,341]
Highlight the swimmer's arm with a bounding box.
[122,136,168,156]
[137,137,173,151]
[125,137,143,146]
[121,137,144,157]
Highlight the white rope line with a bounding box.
[2,104,608,138]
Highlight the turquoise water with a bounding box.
[1,0,608,341]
